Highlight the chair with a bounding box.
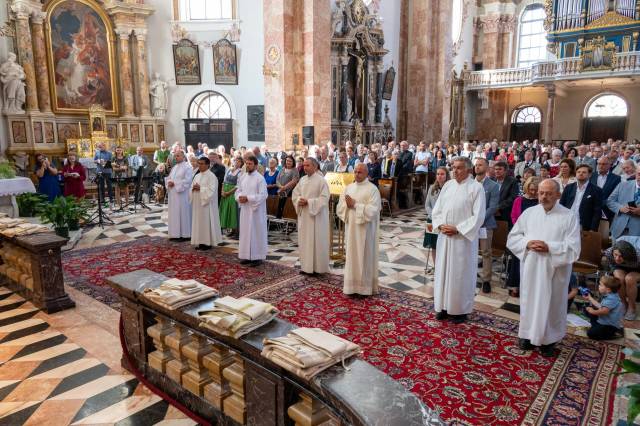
[491,220,509,285]
[573,230,602,282]
[412,173,427,205]
[378,180,393,217]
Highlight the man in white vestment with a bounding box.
[190,157,223,250]
[432,156,486,324]
[236,155,269,266]
[337,163,382,296]
[507,179,581,357]
[166,150,192,241]
[292,158,331,275]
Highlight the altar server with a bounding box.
[432,156,485,324]
[507,179,581,357]
[190,156,223,250]
[166,150,192,241]
[337,163,381,295]
[236,155,269,266]
[292,158,331,275]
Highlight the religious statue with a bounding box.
[150,72,168,118]
[353,118,363,144]
[12,151,28,177]
[332,1,347,36]
[0,53,26,114]
[344,95,353,121]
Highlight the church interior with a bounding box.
[0,0,639,425]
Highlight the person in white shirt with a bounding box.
[190,157,223,250]
[235,155,269,266]
[166,151,192,241]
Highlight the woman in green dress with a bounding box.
[219,156,244,237]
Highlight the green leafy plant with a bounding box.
[37,196,89,237]
[66,197,91,230]
[16,193,47,217]
[0,161,16,179]
[618,351,640,424]
[125,146,136,156]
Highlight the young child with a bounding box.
[584,276,624,340]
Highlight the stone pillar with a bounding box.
[222,354,246,424]
[147,316,174,373]
[544,84,556,144]
[30,11,51,113]
[134,29,151,117]
[164,325,191,384]
[340,52,350,123]
[375,60,383,124]
[182,334,213,396]
[203,344,234,409]
[11,3,38,111]
[288,392,331,426]
[115,28,135,117]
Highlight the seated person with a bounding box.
[606,239,640,321]
[583,276,624,340]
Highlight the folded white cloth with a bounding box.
[142,279,218,310]
[198,296,279,338]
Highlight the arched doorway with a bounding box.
[582,93,628,143]
[510,106,541,142]
[184,91,234,151]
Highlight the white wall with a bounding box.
[145,0,265,148]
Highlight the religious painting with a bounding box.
[213,39,238,85]
[120,123,129,140]
[247,105,264,141]
[92,117,104,132]
[57,123,79,143]
[144,125,154,144]
[79,139,91,158]
[11,121,27,144]
[157,124,165,142]
[45,0,118,114]
[33,122,43,144]
[173,39,201,85]
[106,124,116,139]
[80,122,90,138]
[382,66,395,100]
[581,37,616,72]
[44,122,55,143]
[130,124,140,143]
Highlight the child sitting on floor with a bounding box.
[583,276,624,340]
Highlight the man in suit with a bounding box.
[398,141,414,176]
[575,144,596,170]
[397,142,413,208]
[614,159,636,181]
[560,164,603,231]
[514,150,540,179]
[493,161,519,226]
[381,151,400,178]
[475,158,500,293]
[607,168,640,240]
[591,157,621,223]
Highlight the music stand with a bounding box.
[131,166,151,212]
[86,172,115,228]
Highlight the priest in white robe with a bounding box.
[292,158,331,275]
[432,156,486,324]
[337,163,381,295]
[507,179,581,357]
[190,157,223,250]
[166,150,192,241]
[235,155,268,266]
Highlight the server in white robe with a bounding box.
[235,155,269,266]
[507,179,581,357]
[337,163,382,295]
[190,157,223,250]
[292,158,331,274]
[432,156,486,323]
[166,151,192,241]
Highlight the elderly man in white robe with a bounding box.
[166,150,192,241]
[292,158,331,275]
[190,156,223,250]
[507,179,581,357]
[236,155,269,266]
[337,163,382,296]
[432,156,486,324]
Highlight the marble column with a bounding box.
[134,29,151,117]
[544,84,556,144]
[375,60,383,124]
[30,11,51,113]
[116,28,135,117]
[11,3,38,111]
[340,52,350,123]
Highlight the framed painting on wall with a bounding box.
[382,67,395,101]
[57,123,79,143]
[11,121,27,143]
[44,122,55,143]
[120,123,129,140]
[144,125,154,144]
[45,0,118,114]
[130,124,140,143]
[107,124,116,139]
[213,39,238,85]
[33,122,43,144]
[157,125,165,142]
[247,105,264,141]
[173,39,201,85]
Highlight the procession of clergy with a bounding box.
[166,149,577,359]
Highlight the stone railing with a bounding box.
[464,52,640,90]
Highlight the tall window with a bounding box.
[189,91,232,119]
[586,94,628,118]
[451,0,463,44]
[184,0,233,21]
[513,106,542,123]
[517,5,548,67]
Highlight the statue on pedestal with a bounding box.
[150,72,168,118]
[0,53,26,114]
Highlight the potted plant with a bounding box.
[67,197,90,231]
[16,193,47,217]
[0,161,16,179]
[36,196,80,238]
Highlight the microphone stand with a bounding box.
[86,172,114,228]
[132,166,151,212]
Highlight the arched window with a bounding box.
[513,106,542,123]
[586,94,628,118]
[451,0,464,44]
[188,91,232,119]
[517,5,548,67]
[180,0,233,21]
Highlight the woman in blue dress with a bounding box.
[264,158,280,196]
[35,153,61,202]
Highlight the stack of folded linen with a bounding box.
[0,217,26,230]
[0,222,50,237]
[142,278,218,310]
[261,328,361,380]
[198,296,279,338]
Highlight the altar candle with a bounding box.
[78,122,82,138]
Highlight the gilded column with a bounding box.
[544,84,556,144]
[11,3,38,111]
[134,29,151,117]
[30,11,51,112]
[115,28,135,117]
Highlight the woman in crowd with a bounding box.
[506,176,541,297]
[431,149,447,170]
[219,156,244,238]
[35,153,61,202]
[367,151,381,186]
[608,239,640,321]
[518,167,536,194]
[552,158,577,193]
[424,166,449,269]
[112,146,129,208]
[566,147,578,160]
[538,151,550,167]
[335,150,353,173]
[507,147,517,169]
[276,155,300,218]
[446,145,458,162]
[264,157,280,196]
[296,156,306,178]
[546,149,563,178]
[188,153,198,172]
[62,152,86,198]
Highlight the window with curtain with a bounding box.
[513,106,542,123]
[517,5,548,67]
[188,91,232,119]
[185,0,233,20]
[586,94,628,118]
